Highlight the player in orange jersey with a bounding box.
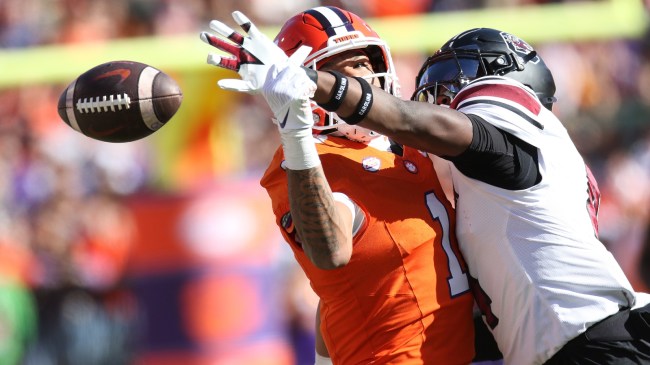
[200,6,475,364]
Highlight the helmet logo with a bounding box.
[500,32,539,64]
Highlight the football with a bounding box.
[57,60,183,143]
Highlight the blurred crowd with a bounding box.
[0,0,595,48]
[0,0,649,364]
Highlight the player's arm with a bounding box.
[310,71,474,158]
[288,167,354,269]
[311,72,542,190]
[199,13,355,270]
[198,13,470,158]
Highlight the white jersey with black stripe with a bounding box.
[450,76,646,365]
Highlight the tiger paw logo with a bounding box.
[403,160,418,174]
[362,157,381,172]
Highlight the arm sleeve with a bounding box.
[446,114,541,190]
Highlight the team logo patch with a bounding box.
[403,160,418,174]
[362,157,381,172]
[500,32,540,64]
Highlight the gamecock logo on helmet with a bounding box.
[501,32,540,64]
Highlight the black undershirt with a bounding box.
[446,114,541,190]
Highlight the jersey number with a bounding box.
[425,192,470,296]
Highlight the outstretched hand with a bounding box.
[199,11,311,94]
[200,11,317,134]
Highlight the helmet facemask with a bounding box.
[412,51,481,105]
[411,48,531,105]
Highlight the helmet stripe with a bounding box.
[306,6,354,37]
[327,7,355,32]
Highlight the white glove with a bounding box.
[199,11,312,94]
[264,63,316,133]
[200,11,319,170]
[265,62,320,170]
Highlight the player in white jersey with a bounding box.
[328,28,650,365]
[239,27,650,364]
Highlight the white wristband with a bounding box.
[280,128,321,170]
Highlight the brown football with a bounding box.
[57,60,183,143]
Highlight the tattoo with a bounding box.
[287,167,344,262]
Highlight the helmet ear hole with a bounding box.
[486,55,518,76]
[488,56,508,73]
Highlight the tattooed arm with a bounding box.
[287,168,354,269]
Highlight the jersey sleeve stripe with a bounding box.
[459,99,544,130]
[453,82,541,116]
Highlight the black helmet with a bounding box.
[412,28,556,110]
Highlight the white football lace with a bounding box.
[76,93,131,114]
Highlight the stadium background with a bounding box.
[0,0,648,364]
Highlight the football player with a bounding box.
[201,6,476,365]
[247,25,650,364]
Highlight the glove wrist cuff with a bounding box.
[280,129,321,170]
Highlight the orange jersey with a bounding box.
[260,136,474,365]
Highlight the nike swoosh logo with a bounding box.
[279,109,289,128]
[95,69,131,83]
